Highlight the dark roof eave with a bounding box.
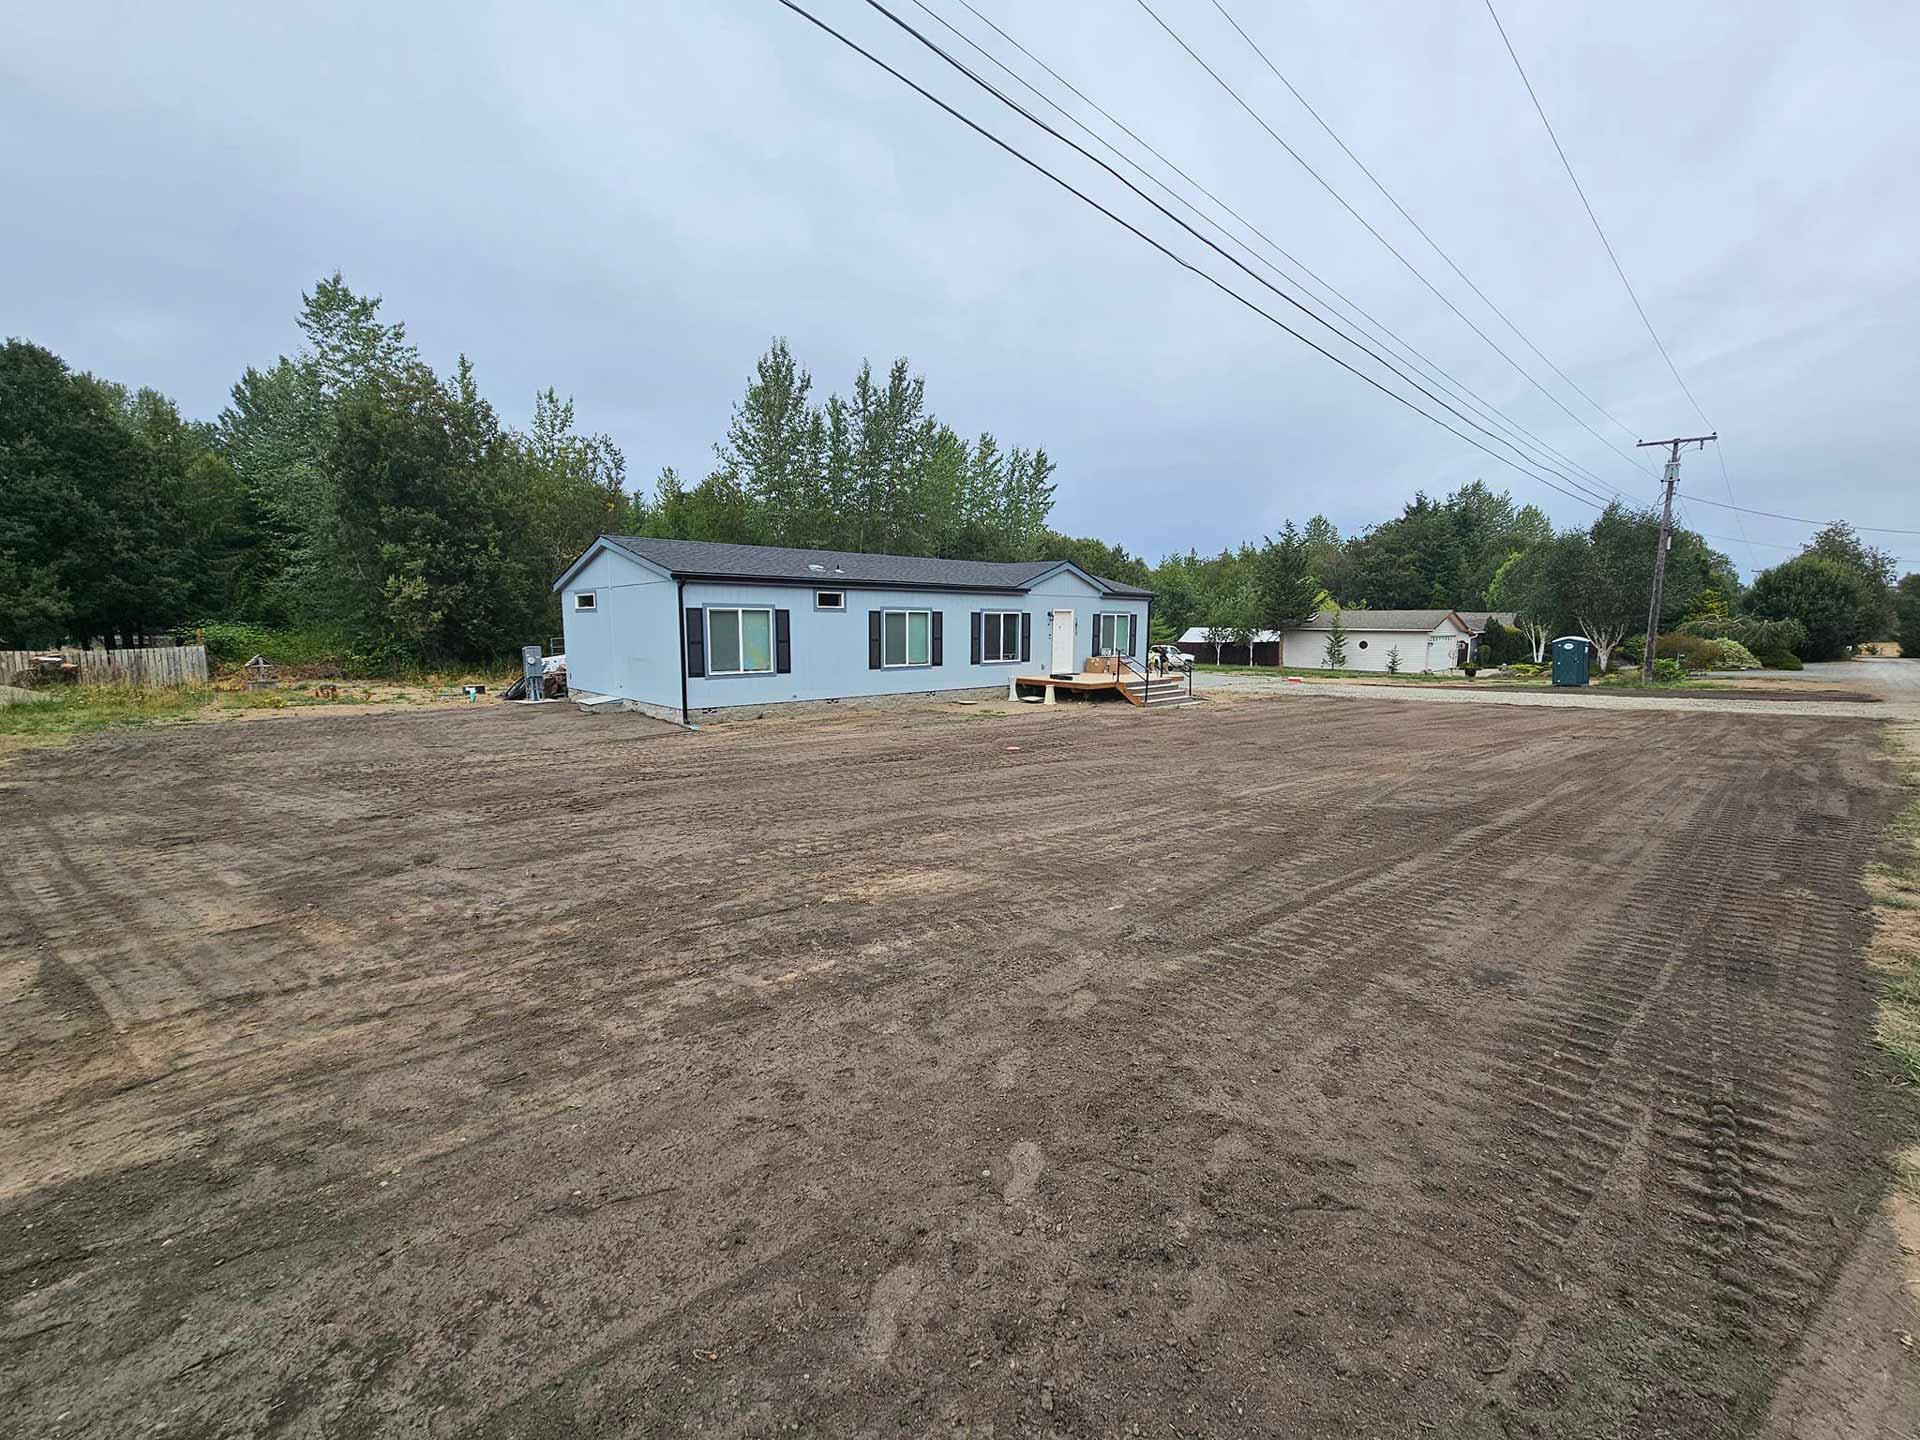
[670,570,1025,595]
[669,568,1148,598]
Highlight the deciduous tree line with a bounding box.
[1147,481,1910,668]
[2,281,1908,667]
[0,287,1112,661]
[3,277,636,661]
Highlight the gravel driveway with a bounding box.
[1784,657,1920,697]
[1194,660,1920,718]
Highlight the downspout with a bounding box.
[1143,594,1151,715]
[676,578,690,727]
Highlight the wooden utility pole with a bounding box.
[1637,433,1717,682]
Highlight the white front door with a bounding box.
[1051,609,1076,673]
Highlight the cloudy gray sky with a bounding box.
[6,0,1917,576]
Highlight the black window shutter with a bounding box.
[868,610,882,670]
[685,608,705,677]
[775,609,791,674]
[931,611,944,666]
[1020,613,1032,663]
[970,612,983,664]
[1127,614,1137,657]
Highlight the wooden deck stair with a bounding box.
[1117,670,1197,708]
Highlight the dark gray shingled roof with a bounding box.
[1293,608,1468,632]
[595,536,1151,597]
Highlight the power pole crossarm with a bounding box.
[1636,433,1716,683]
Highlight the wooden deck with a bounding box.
[1009,668,1196,708]
[1010,672,1123,693]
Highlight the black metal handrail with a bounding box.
[1106,649,1191,707]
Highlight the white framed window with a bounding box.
[573,591,597,612]
[708,607,774,675]
[982,610,1021,663]
[815,590,846,611]
[882,609,932,667]
[1095,612,1133,656]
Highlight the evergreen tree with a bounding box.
[1323,611,1348,668]
[1252,523,1318,639]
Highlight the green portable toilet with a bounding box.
[1551,635,1593,687]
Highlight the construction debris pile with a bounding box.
[502,657,568,702]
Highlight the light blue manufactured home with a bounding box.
[553,537,1154,722]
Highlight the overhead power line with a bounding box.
[772,0,1608,513]
[1478,0,1763,571]
[1671,492,1920,537]
[848,0,1625,509]
[1130,0,1658,484]
[912,0,1624,505]
[1480,0,1706,423]
[1203,0,1643,449]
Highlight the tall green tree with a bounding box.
[219,273,421,622]
[328,357,534,661]
[1489,534,1579,662]
[1803,521,1897,639]
[0,340,211,645]
[650,340,1059,565]
[1895,574,1920,659]
[1252,523,1318,639]
[1343,493,1465,608]
[1744,553,1872,661]
[710,338,818,547]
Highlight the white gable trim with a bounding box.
[1023,559,1141,598]
[552,535,674,593]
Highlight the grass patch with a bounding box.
[0,672,518,751]
[0,686,218,738]
[1869,727,1920,1089]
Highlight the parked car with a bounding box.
[1148,644,1193,673]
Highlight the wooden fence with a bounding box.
[0,644,210,688]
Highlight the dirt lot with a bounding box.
[3,696,1916,1437]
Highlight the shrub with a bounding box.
[188,621,356,671]
[1652,657,1684,683]
[1479,620,1529,666]
[1505,661,1543,676]
[1617,633,1647,665]
[1677,614,1809,658]
[1645,633,1722,671]
[1758,649,1804,671]
[1709,638,1762,671]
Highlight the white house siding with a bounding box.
[1281,623,1470,673]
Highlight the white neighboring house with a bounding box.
[1283,609,1474,673]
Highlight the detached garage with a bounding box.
[1283,609,1473,673]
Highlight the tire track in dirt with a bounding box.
[2,700,1910,1439]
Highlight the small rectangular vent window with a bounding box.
[573,592,597,612]
[815,591,846,611]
